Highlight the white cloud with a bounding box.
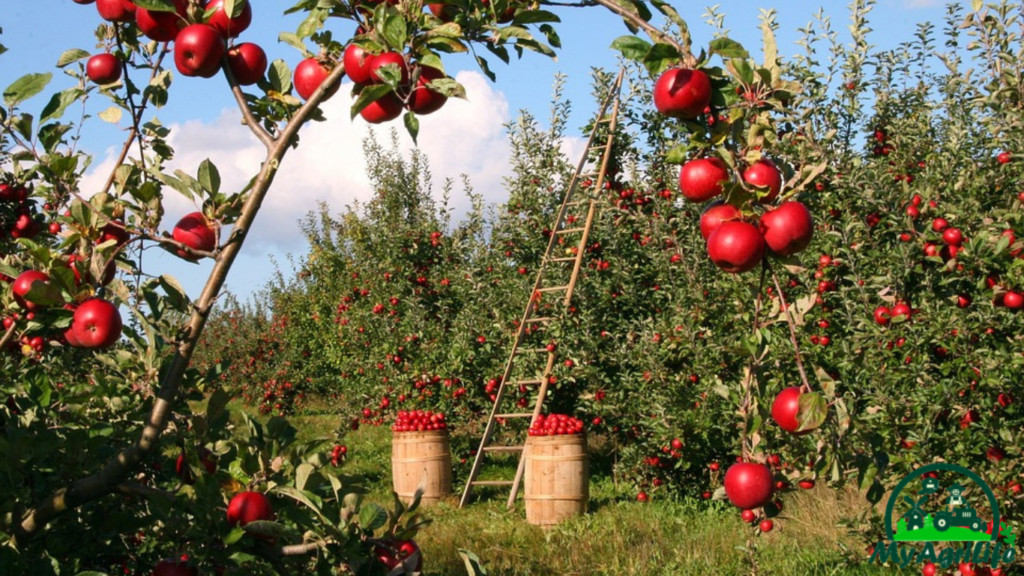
[81,71,514,254]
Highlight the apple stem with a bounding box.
[221,51,276,148]
[113,26,151,181]
[769,264,812,393]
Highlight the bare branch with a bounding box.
[587,0,689,59]
[221,52,275,149]
[769,264,812,392]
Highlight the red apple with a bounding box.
[799,480,816,489]
[760,519,774,533]
[343,43,375,85]
[723,462,774,509]
[891,302,912,319]
[172,212,217,259]
[771,386,811,434]
[226,42,267,86]
[98,220,131,246]
[226,491,274,527]
[360,92,403,124]
[71,298,123,349]
[407,66,447,115]
[175,447,217,484]
[986,446,1006,462]
[932,217,949,232]
[206,0,253,38]
[293,57,340,101]
[96,0,136,22]
[12,271,51,311]
[86,53,121,85]
[997,151,1012,164]
[174,24,225,78]
[1004,291,1024,310]
[743,159,782,202]
[72,0,96,4]
[375,539,422,572]
[760,201,813,257]
[135,0,187,42]
[699,202,742,241]
[922,561,937,576]
[741,509,756,523]
[368,51,410,85]
[942,227,963,246]
[152,559,197,576]
[679,157,729,202]
[706,221,765,274]
[652,68,711,119]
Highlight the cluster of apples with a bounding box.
[392,409,448,432]
[652,66,813,274]
[9,270,123,350]
[528,413,585,436]
[0,183,43,240]
[333,43,450,124]
[80,0,268,87]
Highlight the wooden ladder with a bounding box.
[459,68,625,509]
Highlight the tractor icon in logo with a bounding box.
[934,482,984,533]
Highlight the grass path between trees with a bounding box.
[260,406,913,576]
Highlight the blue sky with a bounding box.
[2,1,949,300]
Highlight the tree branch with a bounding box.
[221,52,275,149]
[587,0,689,59]
[0,320,17,351]
[15,61,349,542]
[116,481,176,500]
[769,264,812,392]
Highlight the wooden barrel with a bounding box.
[524,434,589,526]
[391,430,453,507]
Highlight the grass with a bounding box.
[229,402,917,575]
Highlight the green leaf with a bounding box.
[971,0,983,11]
[57,49,91,68]
[133,0,176,10]
[404,111,419,145]
[197,159,221,194]
[359,503,388,531]
[276,486,332,524]
[610,35,651,62]
[474,55,496,82]
[158,275,191,311]
[642,42,681,76]
[295,462,314,491]
[223,526,247,545]
[268,60,293,94]
[350,84,393,119]
[4,72,52,107]
[796,391,827,433]
[99,107,123,123]
[40,89,84,124]
[664,143,691,164]
[207,388,231,422]
[513,10,559,24]
[459,550,489,576]
[708,38,749,59]
[381,12,408,51]
[278,33,309,56]
[11,113,33,140]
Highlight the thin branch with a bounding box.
[768,264,812,393]
[16,60,349,543]
[0,320,17,350]
[116,482,176,500]
[113,25,149,178]
[100,45,170,197]
[221,52,275,149]
[587,0,689,60]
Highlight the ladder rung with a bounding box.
[551,257,576,262]
[484,445,526,452]
[471,480,515,486]
[525,317,553,324]
[596,116,611,123]
[513,379,544,386]
[537,285,568,293]
[519,348,550,353]
[557,227,586,234]
[494,413,533,419]
[566,200,587,206]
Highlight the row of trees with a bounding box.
[199,0,1024,545]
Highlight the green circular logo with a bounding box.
[883,463,1000,542]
